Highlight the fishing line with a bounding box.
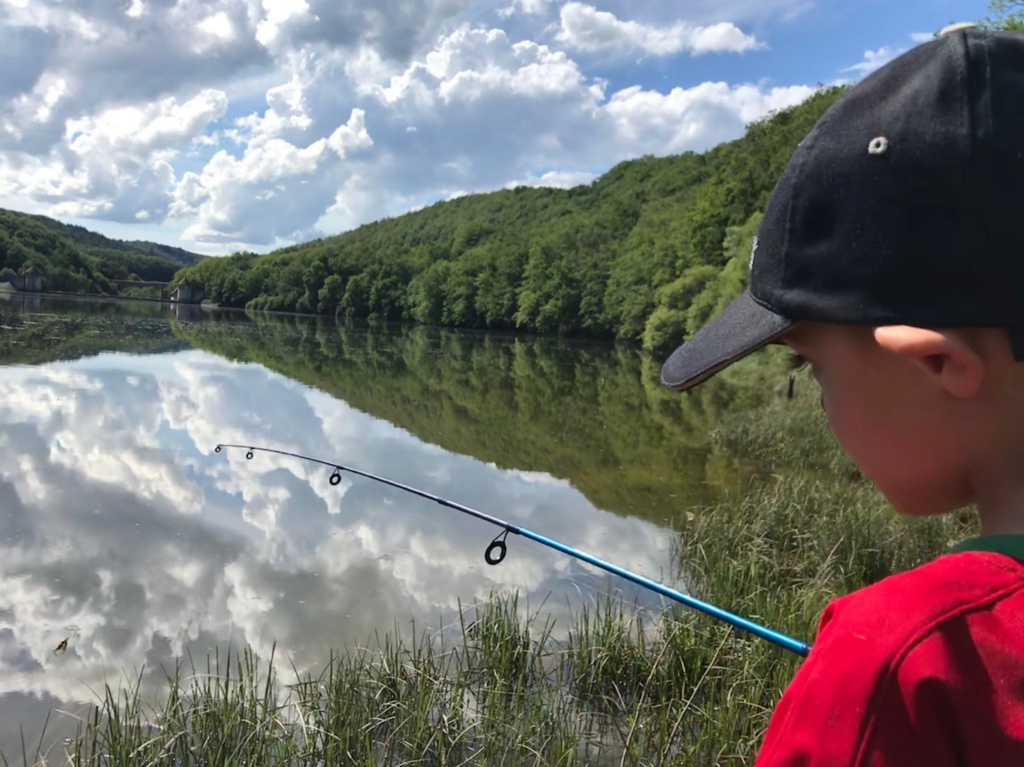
[214,443,812,657]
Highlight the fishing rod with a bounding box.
[214,443,812,657]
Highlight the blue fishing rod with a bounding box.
[215,443,812,657]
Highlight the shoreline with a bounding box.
[0,289,635,351]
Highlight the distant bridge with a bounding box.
[112,279,168,290]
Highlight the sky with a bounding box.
[0,0,997,256]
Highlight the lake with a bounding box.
[0,294,779,754]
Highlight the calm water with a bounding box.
[0,294,762,752]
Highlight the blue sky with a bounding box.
[560,0,991,92]
[0,0,998,255]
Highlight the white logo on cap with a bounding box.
[749,236,759,271]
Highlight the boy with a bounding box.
[659,24,1024,766]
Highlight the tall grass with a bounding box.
[14,371,979,766]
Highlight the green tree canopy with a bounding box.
[983,0,1024,30]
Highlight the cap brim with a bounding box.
[660,290,793,391]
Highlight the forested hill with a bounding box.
[0,209,205,294]
[175,85,846,352]
[27,213,204,266]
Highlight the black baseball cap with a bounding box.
[661,23,1024,392]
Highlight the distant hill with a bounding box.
[0,209,205,295]
[174,85,848,353]
[25,213,204,265]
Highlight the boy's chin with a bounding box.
[884,491,969,518]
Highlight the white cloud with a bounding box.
[0,0,474,159]
[497,0,554,17]
[0,1,269,156]
[68,90,229,155]
[172,107,372,245]
[198,11,237,44]
[839,32,938,82]
[0,0,821,250]
[555,3,764,57]
[327,108,373,155]
[842,45,902,75]
[248,0,478,61]
[32,77,67,124]
[602,81,817,156]
[506,169,597,189]
[501,0,810,26]
[255,0,313,50]
[0,89,226,222]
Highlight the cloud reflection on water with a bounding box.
[0,347,683,747]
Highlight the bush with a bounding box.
[642,305,689,354]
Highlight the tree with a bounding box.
[318,274,344,315]
[408,260,450,325]
[685,211,763,336]
[641,265,717,353]
[983,0,1024,30]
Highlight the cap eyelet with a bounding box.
[868,136,888,155]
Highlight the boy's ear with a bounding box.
[873,326,984,398]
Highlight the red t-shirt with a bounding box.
[754,536,1024,766]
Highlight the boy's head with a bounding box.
[660,25,1024,519]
